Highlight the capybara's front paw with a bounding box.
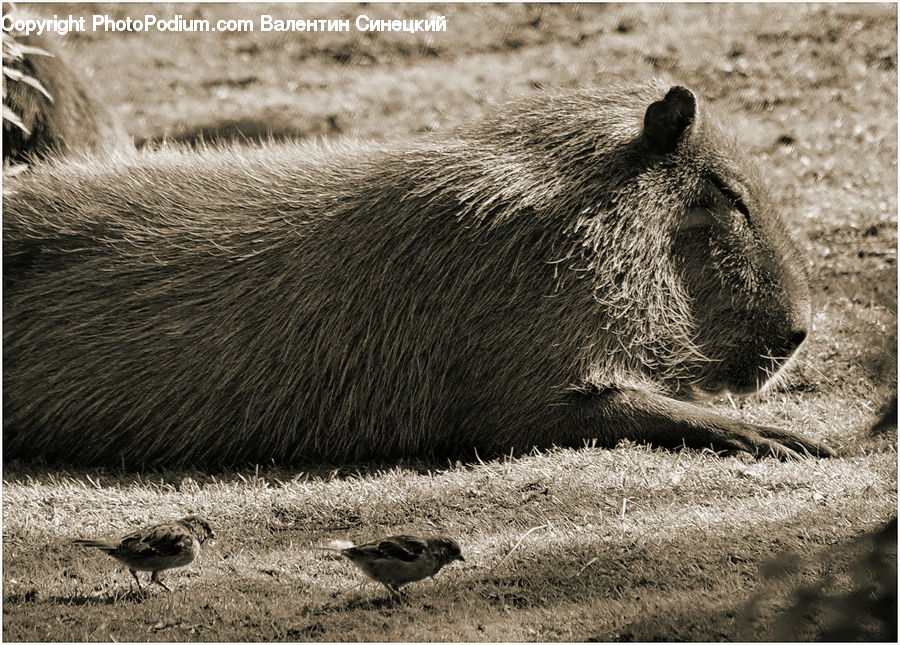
[728,425,836,460]
[756,425,837,458]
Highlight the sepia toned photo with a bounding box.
[2,1,896,641]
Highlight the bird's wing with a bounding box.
[371,536,428,562]
[115,523,193,558]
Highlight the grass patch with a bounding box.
[3,445,896,641]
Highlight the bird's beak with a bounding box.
[457,555,465,562]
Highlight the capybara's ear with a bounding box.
[642,86,696,152]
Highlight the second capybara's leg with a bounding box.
[560,385,836,459]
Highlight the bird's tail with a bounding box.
[312,539,355,554]
[72,539,118,554]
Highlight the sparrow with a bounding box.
[72,514,214,592]
[323,534,465,596]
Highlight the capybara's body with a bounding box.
[3,82,835,466]
[2,30,129,164]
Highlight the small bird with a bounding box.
[72,515,214,592]
[323,534,465,596]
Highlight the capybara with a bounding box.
[3,81,836,467]
[2,28,129,164]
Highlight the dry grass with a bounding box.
[3,1,897,641]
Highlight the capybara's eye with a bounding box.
[680,206,717,231]
[710,175,750,220]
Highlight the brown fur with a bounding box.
[2,30,129,164]
[2,81,835,467]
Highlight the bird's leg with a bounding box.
[129,569,143,592]
[381,583,401,598]
[150,571,171,592]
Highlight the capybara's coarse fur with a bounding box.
[3,82,837,467]
[2,30,129,164]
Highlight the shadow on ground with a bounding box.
[611,517,897,641]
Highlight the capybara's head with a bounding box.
[644,87,811,396]
[640,85,812,396]
[491,82,812,398]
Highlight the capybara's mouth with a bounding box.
[694,348,798,399]
[722,355,796,397]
